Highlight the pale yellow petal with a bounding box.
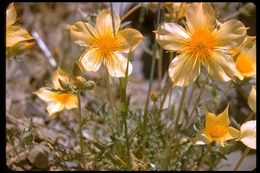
[185,3,216,32]
[52,67,71,89]
[224,126,240,141]
[168,54,200,87]
[155,22,189,51]
[68,21,98,47]
[6,3,17,27]
[34,88,56,102]
[239,120,256,149]
[194,131,212,145]
[205,110,217,133]
[248,86,256,113]
[6,39,35,57]
[65,94,79,109]
[6,25,34,47]
[203,52,235,82]
[216,105,230,127]
[96,8,121,36]
[235,42,256,78]
[116,28,143,51]
[231,36,256,58]
[215,20,247,49]
[105,52,133,78]
[78,48,102,73]
[47,102,65,116]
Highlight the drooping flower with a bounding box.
[248,85,256,113]
[68,8,143,77]
[234,38,256,80]
[34,67,78,116]
[6,3,35,58]
[155,3,247,87]
[195,105,240,147]
[237,120,256,149]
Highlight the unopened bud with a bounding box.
[244,3,256,12]
[58,79,70,89]
[75,76,87,84]
[150,91,158,102]
[85,80,96,90]
[73,76,87,90]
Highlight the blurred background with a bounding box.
[6,2,256,170]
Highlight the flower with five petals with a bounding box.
[68,8,143,77]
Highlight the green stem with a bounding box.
[159,48,174,113]
[158,47,163,91]
[161,86,187,170]
[137,4,146,31]
[217,81,233,109]
[107,3,120,134]
[187,84,196,107]
[121,3,142,22]
[142,3,162,160]
[245,111,255,122]
[234,147,251,171]
[175,86,187,127]
[110,3,116,36]
[159,82,172,112]
[77,93,85,169]
[120,51,132,168]
[105,68,119,133]
[186,79,207,127]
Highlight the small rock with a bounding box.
[27,142,50,169]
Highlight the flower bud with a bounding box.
[85,80,96,90]
[150,91,158,102]
[73,76,87,90]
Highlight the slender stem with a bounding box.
[77,93,85,169]
[175,86,187,126]
[234,147,251,171]
[186,79,207,127]
[217,81,233,109]
[159,82,172,112]
[159,50,174,112]
[120,51,132,168]
[158,47,163,91]
[110,3,116,36]
[105,68,119,133]
[137,4,146,31]
[161,86,187,170]
[142,3,162,160]
[121,3,142,22]
[187,84,196,107]
[245,111,255,122]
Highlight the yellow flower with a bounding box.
[195,105,240,147]
[234,39,256,80]
[237,120,256,149]
[34,68,78,116]
[68,8,143,77]
[248,85,256,113]
[231,36,256,58]
[6,3,34,57]
[155,3,247,86]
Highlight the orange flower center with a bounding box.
[185,28,216,59]
[236,54,254,73]
[54,93,71,104]
[94,35,116,57]
[208,124,228,139]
